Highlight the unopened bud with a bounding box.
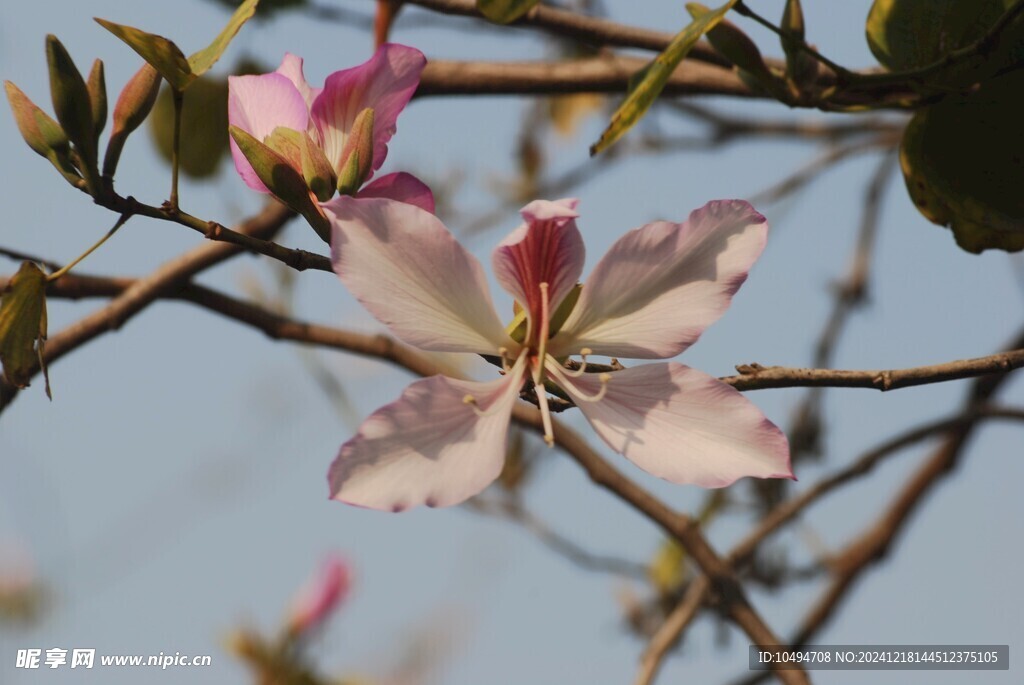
[336,107,375,196]
[45,35,96,166]
[5,81,68,158]
[103,64,162,178]
[286,555,350,637]
[86,59,107,139]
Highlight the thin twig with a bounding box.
[468,497,650,580]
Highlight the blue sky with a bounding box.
[2,1,1023,684]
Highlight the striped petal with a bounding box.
[551,200,768,359]
[325,196,509,353]
[328,359,526,511]
[491,198,584,329]
[548,361,792,488]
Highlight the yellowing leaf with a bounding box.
[591,0,740,155]
[187,0,260,77]
[95,18,194,91]
[899,70,1024,253]
[0,262,50,397]
[477,0,540,24]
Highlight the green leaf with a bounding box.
[591,0,740,155]
[899,69,1024,253]
[0,262,50,397]
[477,0,540,24]
[686,4,778,89]
[187,0,259,77]
[95,18,194,91]
[866,0,1024,79]
[149,77,229,178]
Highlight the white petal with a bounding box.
[325,196,510,353]
[551,200,768,359]
[549,362,792,488]
[328,360,526,511]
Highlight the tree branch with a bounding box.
[0,203,296,412]
[417,55,757,98]
[724,349,1024,392]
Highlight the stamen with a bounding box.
[463,393,504,418]
[524,286,555,447]
[497,346,512,373]
[563,347,594,378]
[574,372,611,403]
[530,357,556,446]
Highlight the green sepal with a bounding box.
[0,262,51,398]
[336,107,375,196]
[229,125,331,243]
[548,282,581,337]
[301,134,337,202]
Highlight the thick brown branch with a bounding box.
[404,0,732,65]
[417,56,757,98]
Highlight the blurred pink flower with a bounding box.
[286,554,351,636]
[228,45,432,211]
[325,197,792,511]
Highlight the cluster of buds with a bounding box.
[5,36,161,197]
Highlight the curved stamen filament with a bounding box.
[562,347,593,378]
[462,393,507,419]
[531,283,555,446]
[571,373,611,403]
[497,346,512,373]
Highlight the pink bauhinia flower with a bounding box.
[324,197,792,511]
[227,44,433,212]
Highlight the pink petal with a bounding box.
[491,198,584,330]
[324,196,508,353]
[355,171,435,213]
[328,361,526,510]
[227,72,310,193]
[548,362,792,488]
[310,43,425,178]
[551,200,768,359]
[286,554,351,635]
[275,53,321,110]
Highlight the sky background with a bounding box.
[1,1,1023,684]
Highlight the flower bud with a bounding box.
[86,59,107,139]
[5,81,68,158]
[336,107,375,196]
[285,555,350,637]
[103,64,162,178]
[45,35,96,168]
